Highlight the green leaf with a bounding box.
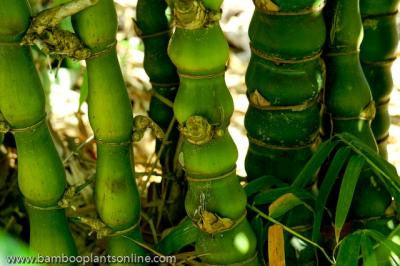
[336,133,400,202]
[312,147,351,241]
[363,229,400,258]
[269,193,308,219]
[245,175,287,197]
[335,155,365,242]
[336,233,362,266]
[156,217,198,255]
[254,186,314,205]
[79,70,89,111]
[361,233,377,266]
[292,139,339,188]
[250,216,267,265]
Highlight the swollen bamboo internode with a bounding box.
[245,0,326,263]
[72,0,146,263]
[360,0,399,158]
[167,0,258,264]
[0,0,77,263]
[324,0,391,220]
[135,0,185,226]
[245,0,325,183]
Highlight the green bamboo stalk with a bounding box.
[71,0,146,263]
[244,0,325,183]
[245,1,326,264]
[0,0,77,263]
[167,0,258,264]
[324,0,392,221]
[360,0,399,158]
[135,0,185,227]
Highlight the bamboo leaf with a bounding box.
[361,233,377,266]
[269,193,307,219]
[156,217,198,255]
[268,224,286,266]
[250,216,267,265]
[336,233,362,266]
[245,175,287,197]
[362,229,400,258]
[335,155,365,242]
[336,133,400,201]
[254,186,314,205]
[312,147,351,241]
[78,70,89,111]
[292,139,339,188]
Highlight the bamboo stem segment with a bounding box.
[0,1,77,263]
[71,0,146,263]
[360,0,399,158]
[168,0,258,264]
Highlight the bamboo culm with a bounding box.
[245,0,325,183]
[135,0,185,226]
[0,0,77,263]
[360,0,399,158]
[167,0,258,264]
[324,0,392,227]
[71,0,146,264]
[245,0,326,264]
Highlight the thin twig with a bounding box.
[63,135,95,165]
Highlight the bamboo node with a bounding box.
[248,90,321,112]
[178,69,225,79]
[180,116,214,145]
[133,19,171,40]
[21,0,97,60]
[254,0,325,16]
[133,115,165,142]
[248,134,321,151]
[24,200,62,211]
[76,216,141,239]
[194,210,247,234]
[330,100,376,121]
[250,43,322,64]
[168,0,221,29]
[11,116,47,134]
[186,167,236,182]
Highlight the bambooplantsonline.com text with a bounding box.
[5,254,176,264]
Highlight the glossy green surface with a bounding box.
[168,1,257,263]
[246,55,324,105]
[361,14,398,62]
[360,0,400,16]
[245,144,314,182]
[15,123,66,206]
[361,62,394,103]
[325,0,364,53]
[0,1,76,259]
[72,0,145,260]
[96,143,140,230]
[324,54,373,118]
[72,0,117,51]
[195,220,258,265]
[174,76,234,126]
[185,173,247,220]
[249,10,325,60]
[0,0,31,42]
[245,104,320,146]
[181,132,238,177]
[27,207,77,265]
[168,25,229,75]
[86,49,133,142]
